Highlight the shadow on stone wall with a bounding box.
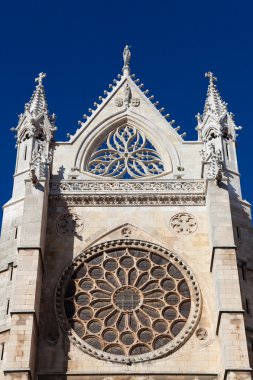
[223,170,253,367]
[36,191,76,375]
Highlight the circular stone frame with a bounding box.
[55,239,201,363]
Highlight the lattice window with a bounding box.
[57,240,201,363]
[86,125,165,179]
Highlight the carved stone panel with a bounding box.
[131,98,140,107]
[115,98,123,107]
[170,213,198,235]
[56,213,84,235]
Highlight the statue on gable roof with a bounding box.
[123,45,131,67]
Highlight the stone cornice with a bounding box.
[49,180,206,206]
[49,193,206,206]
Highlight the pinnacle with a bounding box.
[26,72,48,117]
[203,71,228,118]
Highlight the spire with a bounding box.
[11,72,57,144]
[122,45,131,76]
[203,71,227,118]
[26,72,48,116]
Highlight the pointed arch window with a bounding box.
[86,125,165,179]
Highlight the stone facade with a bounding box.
[0,48,252,380]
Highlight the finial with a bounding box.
[35,72,46,86]
[205,71,217,84]
[122,45,131,76]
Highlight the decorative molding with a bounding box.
[49,194,206,207]
[50,180,206,194]
[49,180,206,206]
[170,213,198,235]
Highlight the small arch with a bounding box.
[204,127,219,141]
[19,128,31,141]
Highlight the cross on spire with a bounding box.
[202,71,227,118]
[35,72,47,86]
[205,71,217,84]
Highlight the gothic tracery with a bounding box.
[57,240,201,363]
[87,125,165,179]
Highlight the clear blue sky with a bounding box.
[1,0,253,223]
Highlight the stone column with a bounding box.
[207,179,251,380]
[3,179,48,380]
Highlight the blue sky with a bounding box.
[1,0,253,223]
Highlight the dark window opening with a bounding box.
[225,143,230,159]
[246,298,250,314]
[6,299,10,315]
[1,343,4,360]
[8,263,13,282]
[14,226,18,240]
[241,265,246,281]
[24,145,27,160]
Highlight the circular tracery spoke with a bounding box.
[60,240,201,363]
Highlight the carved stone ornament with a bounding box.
[121,227,132,237]
[196,328,208,340]
[50,194,206,207]
[123,45,131,67]
[170,213,198,235]
[115,98,123,107]
[131,97,140,107]
[56,239,201,363]
[50,180,206,194]
[56,213,84,235]
[87,124,165,179]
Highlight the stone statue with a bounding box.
[123,45,131,66]
[124,84,132,105]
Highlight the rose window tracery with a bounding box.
[57,240,201,363]
[86,125,165,179]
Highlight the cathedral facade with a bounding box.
[0,47,253,380]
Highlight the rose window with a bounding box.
[56,240,201,363]
[86,125,165,179]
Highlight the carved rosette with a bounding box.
[56,240,201,363]
[170,213,198,235]
[56,213,84,235]
[196,327,208,340]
